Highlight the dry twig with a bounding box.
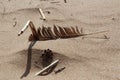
[35,59,59,76]
[38,8,46,20]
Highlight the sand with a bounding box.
[0,0,120,80]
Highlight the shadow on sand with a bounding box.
[18,41,70,79]
[20,41,36,79]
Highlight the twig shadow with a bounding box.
[20,41,36,79]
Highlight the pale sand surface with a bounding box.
[0,0,120,80]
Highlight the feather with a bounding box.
[75,26,80,35]
[58,26,68,38]
[53,25,62,37]
[29,25,81,41]
[29,22,39,40]
[37,27,45,40]
[47,27,56,39]
[18,21,108,41]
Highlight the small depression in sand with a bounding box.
[10,49,77,71]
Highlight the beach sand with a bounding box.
[0,0,120,80]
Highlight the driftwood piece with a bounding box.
[35,59,59,76]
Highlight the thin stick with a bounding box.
[38,8,46,20]
[35,59,59,76]
[18,20,31,36]
[54,67,65,74]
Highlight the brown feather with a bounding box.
[37,27,46,40]
[47,27,56,39]
[53,25,62,37]
[44,27,51,38]
[41,26,49,38]
[29,22,39,40]
[58,26,68,38]
[71,26,77,34]
[76,26,80,35]
[28,24,81,41]
[63,27,75,37]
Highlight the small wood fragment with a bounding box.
[18,20,30,36]
[35,59,59,76]
[54,67,66,74]
[38,8,46,21]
